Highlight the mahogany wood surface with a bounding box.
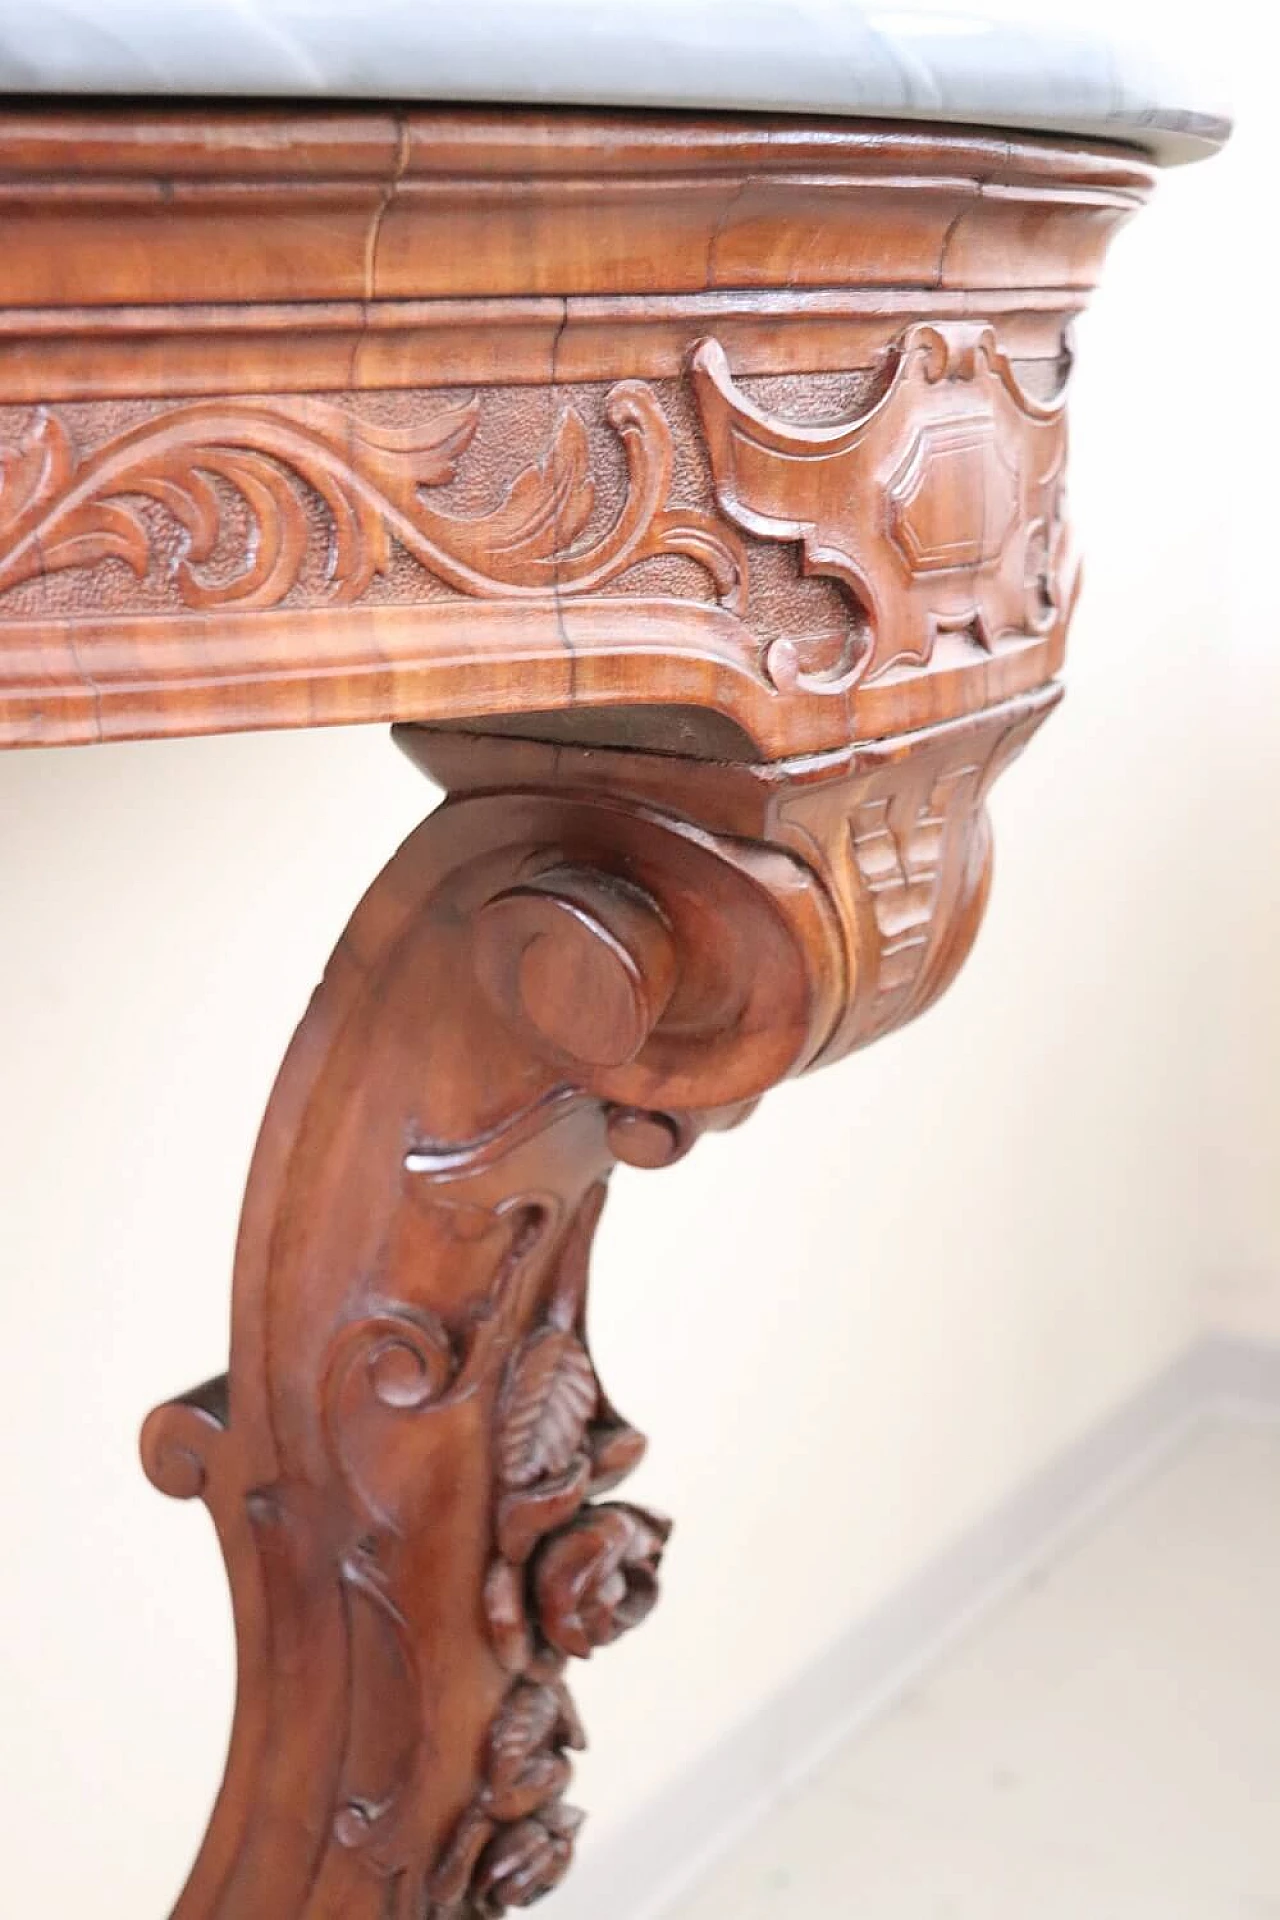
[143,693,1054,1920]
[0,106,1149,755]
[0,99,1171,1918]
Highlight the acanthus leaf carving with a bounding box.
[143,700,1055,1920]
[0,381,748,615]
[483,1679,582,1822]
[0,320,1085,760]
[775,685,1061,1065]
[424,1679,587,1915]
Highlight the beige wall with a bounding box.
[0,28,1267,1919]
[1198,51,1280,1343]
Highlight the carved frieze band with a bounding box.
[689,322,1073,695]
[0,387,745,614]
[0,321,1072,746]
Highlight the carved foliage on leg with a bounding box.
[142,737,834,1920]
[141,691,1053,1920]
[427,1186,670,1919]
[313,1176,668,1920]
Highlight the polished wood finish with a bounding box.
[0,107,1148,755]
[0,100,1159,1918]
[143,694,1051,1919]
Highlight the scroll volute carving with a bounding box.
[0,385,746,616]
[141,732,843,1920]
[691,322,1073,696]
[141,681,1053,1920]
[0,317,1079,759]
[471,866,679,1071]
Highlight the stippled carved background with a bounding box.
[0,327,1074,754]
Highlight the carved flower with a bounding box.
[473,1802,585,1914]
[484,1679,585,1822]
[532,1503,671,1659]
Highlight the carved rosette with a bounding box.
[2,91,1146,1920]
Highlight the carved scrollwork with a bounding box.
[0,317,1082,755]
[143,691,1056,1920]
[690,321,1073,694]
[768,685,1060,1065]
[140,1376,230,1503]
[0,381,746,613]
[425,1182,667,1915]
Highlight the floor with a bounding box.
[666,1420,1280,1920]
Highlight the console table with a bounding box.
[0,5,1227,1915]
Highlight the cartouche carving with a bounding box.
[0,321,1081,755]
[690,322,1073,693]
[0,384,745,612]
[1,102,1161,1920]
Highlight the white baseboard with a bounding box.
[1195,1331,1280,1416]
[548,1334,1280,1920]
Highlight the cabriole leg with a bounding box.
[142,695,1051,1919]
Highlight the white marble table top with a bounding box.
[0,0,1229,166]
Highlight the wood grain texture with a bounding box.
[143,697,1049,1919]
[0,327,1071,753]
[0,106,1148,756]
[0,98,1178,1920]
[0,109,1151,312]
